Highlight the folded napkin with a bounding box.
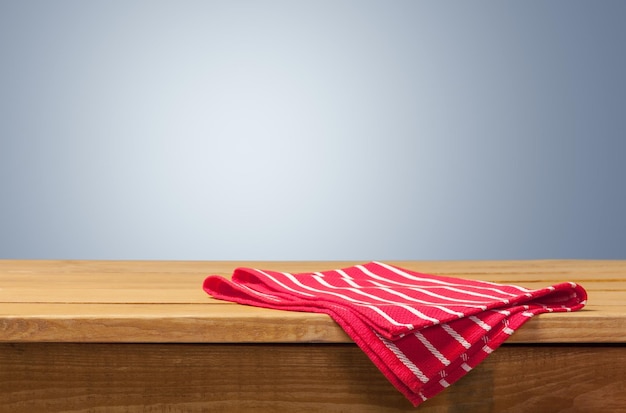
[203,261,587,406]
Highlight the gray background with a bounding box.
[1,1,625,261]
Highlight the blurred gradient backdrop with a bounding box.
[1,1,625,260]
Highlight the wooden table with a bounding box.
[1,260,624,412]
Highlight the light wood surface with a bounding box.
[1,260,624,343]
[1,260,624,412]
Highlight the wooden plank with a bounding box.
[0,303,349,343]
[0,342,624,413]
[1,260,624,343]
[1,259,624,305]
[1,303,624,343]
[0,288,210,303]
[1,285,623,304]
[1,259,625,280]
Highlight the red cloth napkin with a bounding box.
[203,261,587,406]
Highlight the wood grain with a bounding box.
[1,260,624,343]
[0,342,624,413]
[1,260,624,412]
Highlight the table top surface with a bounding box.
[0,260,624,344]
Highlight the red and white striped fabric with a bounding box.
[203,261,587,406]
